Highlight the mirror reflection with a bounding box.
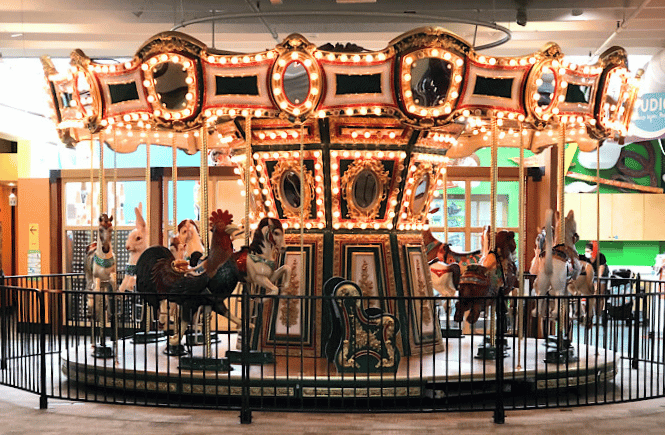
[353,170,379,209]
[152,62,188,110]
[283,61,309,105]
[412,174,430,214]
[282,171,302,209]
[411,57,452,107]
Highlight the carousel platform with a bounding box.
[60,332,616,399]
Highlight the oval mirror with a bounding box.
[152,62,188,110]
[281,171,302,210]
[283,61,309,105]
[536,69,555,108]
[353,169,379,209]
[410,57,452,107]
[412,173,430,214]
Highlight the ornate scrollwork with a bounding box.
[270,159,315,219]
[340,159,390,221]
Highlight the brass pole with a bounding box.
[558,124,566,245]
[517,122,525,369]
[200,127,209,251]
[145,136,151,246]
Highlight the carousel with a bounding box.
[40,26,639,398]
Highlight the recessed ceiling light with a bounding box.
[10,33,23,38]
[572,9,583,16]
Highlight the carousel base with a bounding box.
[60,333,616,399]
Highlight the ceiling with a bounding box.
[2,0,665,63]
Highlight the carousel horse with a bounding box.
[454,226,517,324]
[422,226,460,310]
[118,204,148,293]
[209,217,290,299]
[529,223,595,324]
[532,209,582,323]
[84,214,117,322]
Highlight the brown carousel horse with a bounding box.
[454,227,517,324]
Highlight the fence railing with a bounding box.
[1,273,664,423]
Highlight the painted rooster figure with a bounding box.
[135,209,239,355]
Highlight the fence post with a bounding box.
[239,283,252,424]
[494,291,506,424]
[1,273,6,370]
[39,290,48,409]
[632,274,642,370]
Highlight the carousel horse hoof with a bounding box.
[164,344,188,356]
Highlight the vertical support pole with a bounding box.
[39,290,48,409]
[632,274,642,370]
[443,163,449,243]
[98,132,105,214]
[494,289,505,424]
[240,116,252,425]
[199,126,209,251]
[557,124,566,245]
[489,116,498,347]
[517,122,525,369]
[0,274,7,370]
[557,123,566,349]
[299,123,306,294]
[145,140,151,246]
[172,134,178,236]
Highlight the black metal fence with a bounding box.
[1,273,664,423]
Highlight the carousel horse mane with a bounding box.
[249,217,283,255]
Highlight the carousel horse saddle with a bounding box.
[459,264,490,288]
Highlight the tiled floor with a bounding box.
[2,384,665,435]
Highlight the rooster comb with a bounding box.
[210,209,233,227]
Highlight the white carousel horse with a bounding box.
[84,214,117,321]
[118,204,148,293]
[210,217,291,299]
[532,209,581,320]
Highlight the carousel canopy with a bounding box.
[41,27,640,159]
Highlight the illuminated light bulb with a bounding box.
[147,95,155,103]
[478,56,486,63]
[311,87,319,95]
[360,107,368,115]
[270,132,277,139]
[255,54,263,62]
[290,52,298,60]
[327,53,335,61]
[124,62,132,69]
[378,53,386,61]
[409,105,416,112]
[433,109,440,116]
[451,91,459,99]
[340,54,348,62]
[243,56,251,63]
[533,93,541,101]
[345,108,354,116]
[374,107,381,115]
[143,80,151,87]
[454,75,462,83]
[403,73,412,82]
[353,55,361,62]
[366,54,374,62]
[318,110,326,118]
[280,101,288,109]
[220,57,227,64]
[420,109,427,116]
[232,57,239,64]
[489,58,497,65]
[536,78,543,86]
[405,90,412,98]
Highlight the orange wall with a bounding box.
[0,184,13,274]
[16,178,51,275]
